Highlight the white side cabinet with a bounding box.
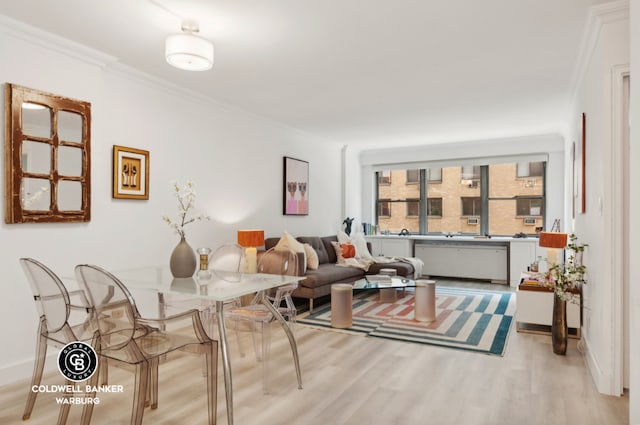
[365,237,413,257]
[516,284,581,337]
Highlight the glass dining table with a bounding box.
[77,266,304,425]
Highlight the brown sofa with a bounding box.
[264,235,414,313]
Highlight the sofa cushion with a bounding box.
[264,237,280,250]
[303,243,319,270]
[321,235,339,263]
[297,263,364,289]
[297,236,330,264]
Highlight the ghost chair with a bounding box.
[74,264,217,425]
[20,257,95,424]
[226,247,299,393]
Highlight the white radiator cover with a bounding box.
[415,242,508,281]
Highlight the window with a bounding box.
[427,198,442,216]
[516,197,543,216]
[427,168,442,182]
[461,166,480,188]
[407,199,419,217]
[376,169,421,233]
[517,161,544,177]
[462,197,482,216]
[375,161,545,236]
[378,170,391,185]
[378,199,391,217]
[488,163,545,235]
[461,166,481,181]
[406,169,420,183]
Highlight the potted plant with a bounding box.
[541,234,587,355]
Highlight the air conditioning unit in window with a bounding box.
[467,217,479,225]
[523,217,537,226]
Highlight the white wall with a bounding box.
[0,17,343,384]
[567,1,629,396]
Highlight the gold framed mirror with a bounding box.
[5,83,91,223]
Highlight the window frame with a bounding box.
[427,197,442,217]
[406,198,420,217]
[375,162,546,236]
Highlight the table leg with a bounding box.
[259,292,303,389]
[216,301,233,425]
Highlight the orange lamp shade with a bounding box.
[538,232,568,249]
[237,229,265,247]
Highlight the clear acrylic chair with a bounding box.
[226,247,299,393]
[20,257,94,424]
[160,243,245,338]
[74,264,217,425]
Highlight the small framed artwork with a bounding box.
[283,156,309,215]
[112,145,149,199]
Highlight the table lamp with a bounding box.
[538,231,568,266]
[237,229,265,273]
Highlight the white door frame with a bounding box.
[610,64,629,394]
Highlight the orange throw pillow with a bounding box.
[340,243,356,258]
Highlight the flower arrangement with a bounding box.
[162,180,210,238]
[540,234,588,301]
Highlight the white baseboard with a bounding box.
[583,334,619,395]
[0,352,58,386]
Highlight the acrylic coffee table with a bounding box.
[352,275,416,290]
[351,276,436,322]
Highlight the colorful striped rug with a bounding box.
[298,286,515,356]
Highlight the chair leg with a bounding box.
[149,357,159,409]
[131,361,149,425]
[233,316,246,357]
[200,308,216,376]
[261,321,272,394]
[205,342,218,425]
[23,327,47,420]
[81,360,101,425]
[100,358,109,386]
[56,379,73,425]
[250,321,262,362]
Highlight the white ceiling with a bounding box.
[0,0,600,146]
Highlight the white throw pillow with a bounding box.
[275,230,307,273]
[304,243,319,270]
[350,233,373,260]
[337,231,373,260]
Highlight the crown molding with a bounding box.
[0,14,117,68]
[568,0,629,105]
[0,13,334,144]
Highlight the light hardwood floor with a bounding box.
[1,282,629,425]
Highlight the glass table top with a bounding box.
[65,266,302,302]
[352,276,416,290]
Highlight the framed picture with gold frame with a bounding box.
[112,145,149,199]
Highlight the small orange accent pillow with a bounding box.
[340,243,356,258]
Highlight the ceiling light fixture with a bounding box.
[165,20,214,71]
